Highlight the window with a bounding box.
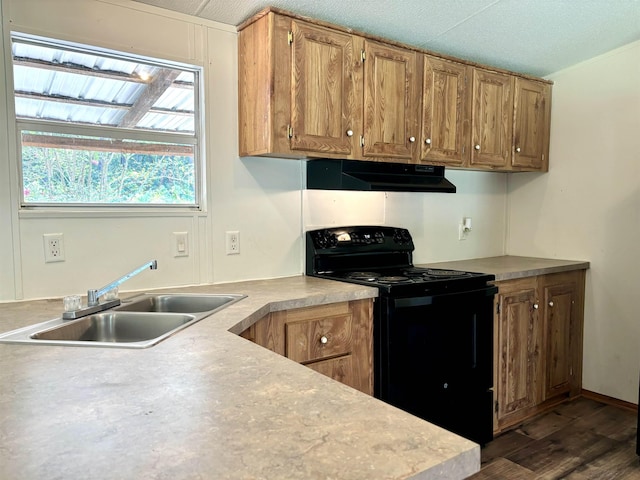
[11,33,202,208]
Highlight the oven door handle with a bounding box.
[392,285,498,308]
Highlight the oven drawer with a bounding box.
[286,313,353,363]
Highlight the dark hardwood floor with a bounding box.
[468,397,640,479]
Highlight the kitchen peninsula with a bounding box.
[0,276,478,480]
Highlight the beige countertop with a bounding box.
[421,255,589,281]
[0,275,479,480]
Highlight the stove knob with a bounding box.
[393,229,411,244]
[327,234,338,248]
[314,232,328,248]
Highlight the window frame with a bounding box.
[10,32,205,212]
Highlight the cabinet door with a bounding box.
[495,278,541,428]
[512,78,551,171]
[290,21,359,155]
[541,271,584,401]
[363,40,418,160]
[542,282,574,399]
[420,56,470,166]
[470,69,513,168]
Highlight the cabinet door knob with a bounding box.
[474,144,480,151]
[346,129,354,137]
[425,138,431,145]
[515,147,521,153]
[409,136,416,143]
[533,303,539,310]
[320,335,328,345]
[548,301,554,307]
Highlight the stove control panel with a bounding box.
[307,226,413,250]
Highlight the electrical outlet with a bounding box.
[458,224,468,241]
[458,217,472,241]
[225,231,240,255]
[43,233,65,262]
[173,232,189,257]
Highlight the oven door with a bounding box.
[374,285,497,445]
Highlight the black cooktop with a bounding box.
[306,226,494,296]
[317,267,492,295]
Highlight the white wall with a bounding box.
[304,169,508,262]
[507,40,640,403]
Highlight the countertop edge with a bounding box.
[420,255,590,282]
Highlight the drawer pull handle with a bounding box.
[320,335,328,345]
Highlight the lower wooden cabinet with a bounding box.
[494,270,585,433]
[239,299,374,395]
[494,276,541,430]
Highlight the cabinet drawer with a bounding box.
[306,355,355,388]
[285,314,353,363]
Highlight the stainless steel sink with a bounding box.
[0,293,246,349]
[116,293,242,313]
[31,312,195,344]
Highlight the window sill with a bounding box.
[18,206,207,219]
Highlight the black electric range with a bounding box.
[306,226,497,445]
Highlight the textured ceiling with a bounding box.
[131,0,640,77]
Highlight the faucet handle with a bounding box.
[87,289,99,306]
[103,287,119,301]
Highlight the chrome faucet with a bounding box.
[62,260,158,319]
[87,259,158,306]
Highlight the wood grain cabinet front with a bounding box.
[238,8,551,171]
[470,68,514,170]
[238,13,361,158]
[363,40,419,161]
[494,270,585,433]
[512,78,551,171]
[238,12,421,162]
[470,71,551,171]
[239,299,374,395]
[419,56,471,167]
[494,277,542,431]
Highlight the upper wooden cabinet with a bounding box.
[420,56,471,166]
[238,13,362,158]
[289,21,360,156]
[470,69,514,169]
[363,41,419,161]
[469,72,551,171]
[512,78,551,171]
[238,8,552,172]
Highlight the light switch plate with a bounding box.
[173,232,189,257]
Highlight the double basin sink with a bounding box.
[0,293,245,349]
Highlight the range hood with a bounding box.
[306,159,456,193]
